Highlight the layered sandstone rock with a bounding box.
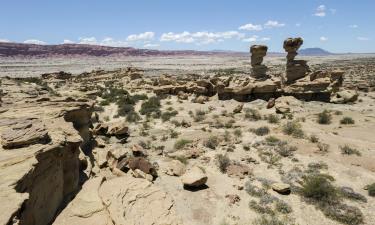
[283,37,310,84]
[250,45,268,79]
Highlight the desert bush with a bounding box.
[245,108,262,121]
[233,129,242,138]
[309,135,319,143]
[138,140,151,149]
[275,200,292,214]
[307,161,328,172]
[339,186,367,202]
[161,110,178,122]
[267,114,280,124]
[282,121,304,138]
[252,215,292,225]
[252,126,270,136]
[317,110,332,124]
[204,136,219,149]
[126,110,141,123]
[174,139,192,150]
[169,129,179,138]
[301,174,338,203]
[140,96,161,118]
[276,143,297,157]
[323,203,363,225]
[192,110,206,122]
[340,145,361,156]
[340,117,355,125]
[215,154,231,173]
[224,119,236,128]
[249,200,275,215]
[265,136,281,146]
[367,183,375,196]
[317,143,330,153]
[245,181,268,198]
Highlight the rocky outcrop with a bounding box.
[283,37,310,84]
[55,175,182,225]
[250,45,268,79]
[181,166,208,187]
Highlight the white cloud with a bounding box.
[0,39,10,43]
[264,20,285,28]
[320,36,328,42]
[238,23,263,31]
[78,37,98,45]
[101,37,128,47]
[23,39,47,45]
[126,32,155,42]
[349,25,358,29]
[63,39,75,44]
[357,37,370,41]
[144,43,160,48]
[314,5,326,17]
[242,35,258,42]
[160,31,245,44]
[261,37,271,41]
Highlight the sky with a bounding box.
[0,0,374,53]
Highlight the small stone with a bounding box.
[271,183,290,194]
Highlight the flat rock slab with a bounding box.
[271,182,291,194]
[0,118,50,149]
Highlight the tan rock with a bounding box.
[331,90,358,104]
[181,166,207,187]
[165,160,186,176]
[271,182,291,194]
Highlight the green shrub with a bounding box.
[309,135,319,143]
[265,136,281,145]
[252,215,292,225]
[366,183,375,197]
[161,110,178,122]
[245,108,262,121]
[140,96,161,117]
[323,203,363,225]
[174,139,192,150]
[282,121,304,138]
[233,129,242,137]
[267,114,280,124]
[317,143,330,153]
[215,154,231,173]
[249,200,275,215]
[192,110,206,122]
[126,111,141,123]
[340,145,361,156]
[276,143,297,157]
[301,174,338,203]
[252,126,270,136]
[275,200,292,214]
[340,117,355,125]
[204,136,219,149]
[317,110,332,124]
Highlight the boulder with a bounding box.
[275,96,301,114]
[107,122,129,136]
[271,182,291,194]
[330,90,358,104]
[164,160,186,176]
[181,166,207,187]
[127,157,157,177]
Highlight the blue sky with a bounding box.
[0,0,374,52]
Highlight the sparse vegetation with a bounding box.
[317,143,330,153]
[340,145,361,156]
[252,215,293,225]
[174,139,192,150]
[317,110,332,124]
[340,117,355,125]
[192,109,206,122]
[204,136,219,149]
[161,110,178,122]
[245,108,262,121]
[215,154,231,173]
[252,126,270,136]
[367,183,375,197]
[309,135,319,143]
[140,96,161,118]
[267,114,280,124]
[282,121,304,138]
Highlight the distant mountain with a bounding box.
[298,48,333,56]
[0,42,244,57]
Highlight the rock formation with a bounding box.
[283,37,310,83]
[250,45,268,79]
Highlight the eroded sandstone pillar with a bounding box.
[283,37,310,83]
[250,45,268,79]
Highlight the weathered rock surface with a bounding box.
[0,118,50,149]
[283,37,310,83]
[250,45,268,79]
[331,90,359,103]
[271,182,291,194]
